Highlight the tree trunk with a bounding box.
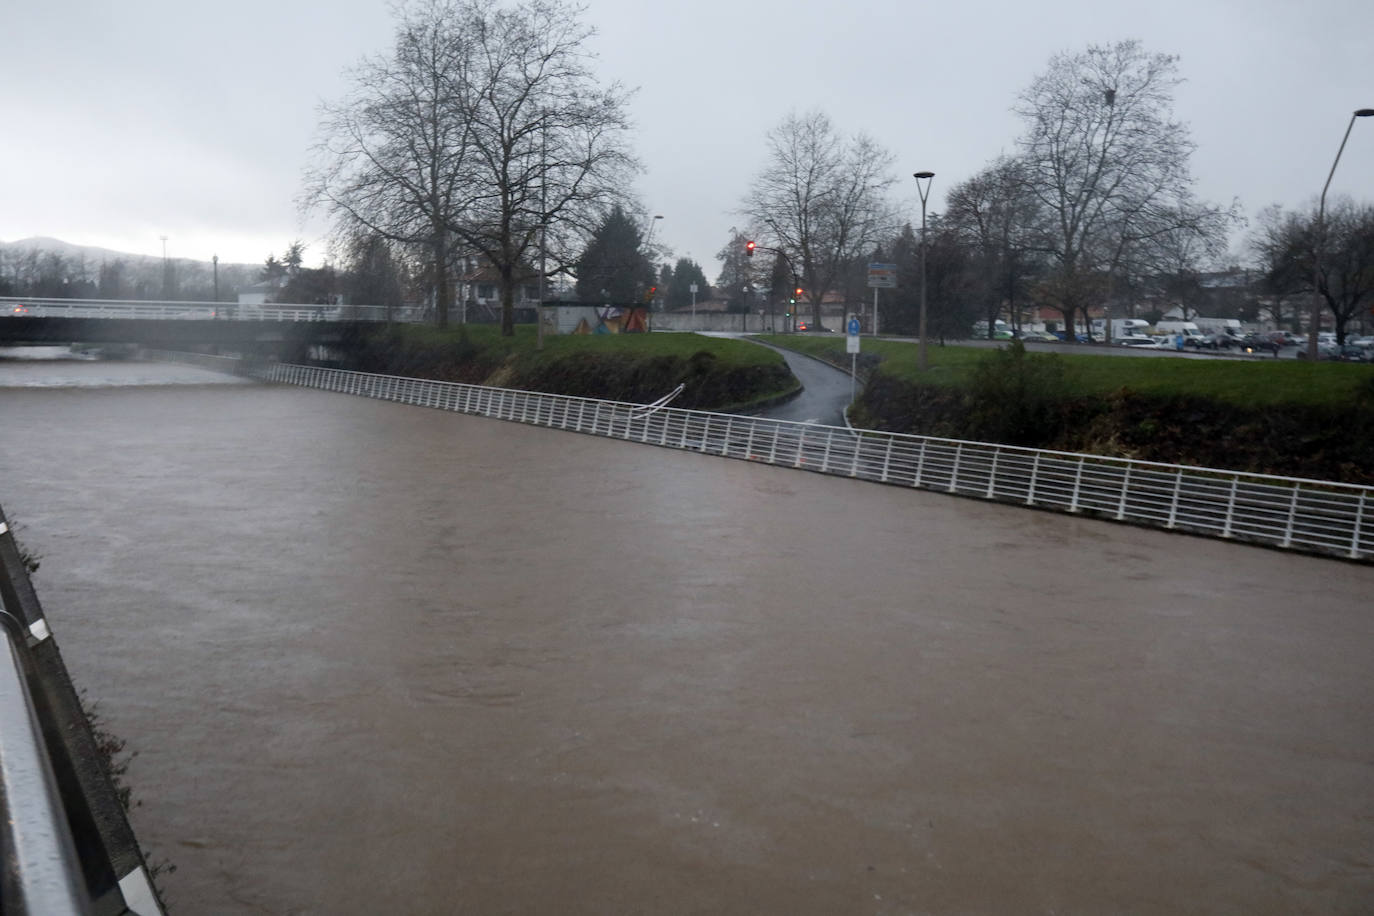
[500,265,516,336]
[432,235,451,329]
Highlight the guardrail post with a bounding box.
[1116,463,1132,520]
[1222,475,1239,537]
[1351,489,1367,560]
[1280,487,1300,547]
[849,434,862,478]
[700,417,712,452]
[986,447,999,499]
[915,440,927,488]
[949,444,962,493]
[880,436,894,483]
[1027,452,1041,505]
[820,429,835,473]
[1167,469,1184,529]
[1070,456,1085,512]
[744,420,757,460]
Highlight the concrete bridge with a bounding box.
[0,296,420,351]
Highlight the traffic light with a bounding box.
[745,240,756,257]
[643,285,657,303]
[794,287,803,300]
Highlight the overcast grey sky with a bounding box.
[4,0,1372,276]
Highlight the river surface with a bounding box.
[1,356,1372,914]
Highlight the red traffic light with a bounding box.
[745,240,756,257]
[794,287,803,298]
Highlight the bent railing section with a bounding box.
[241,361,1372,563]
[0,508,164,915]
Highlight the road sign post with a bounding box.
[846,314,861,402]
[866,263,896,339]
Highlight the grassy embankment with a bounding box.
[757,334,1374,484]
[337,324,799,412]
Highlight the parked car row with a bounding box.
[998,324,1374,360]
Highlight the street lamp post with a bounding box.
[763,218,802,333]
[159,235,170,301]
[913,171,935,371]
[1309,108,1374,360]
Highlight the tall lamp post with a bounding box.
[159,235,170,300]
[1308,108,1374,361]
[913,171,935,371]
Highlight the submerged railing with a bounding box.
[236,361,1371,563]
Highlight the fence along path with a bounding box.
[164,354,1373,563]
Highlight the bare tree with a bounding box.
[744,110,897,331]
[1252,198,1374,343]
[305,0,637,333]
[304,1,475,326]
[1015,40,1227,342]
[944,156,1043,337]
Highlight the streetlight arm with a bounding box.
[1320,113,1361,216]
[1309,108,1373,358]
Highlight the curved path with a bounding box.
[743,339,854,426]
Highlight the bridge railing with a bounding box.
[241,361,1372,562]
[2,295,424,323]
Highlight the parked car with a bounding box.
[1338,342,1372,362]
[1296,341,1342,360]
[1017,329,1059,342]
[1190,332,1235,350]
[1116,334,1157,347]
[1235,334,1280,355]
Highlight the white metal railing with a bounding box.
[2,296,421,323]
[225,361,1374,563]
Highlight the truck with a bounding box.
[1154,320,1206,345]
[1194,317,1244,338]
[1091,318,1151,340]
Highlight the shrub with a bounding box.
[964,340,1074,445]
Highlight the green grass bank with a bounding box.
[335,324,799,412]
[758,335,1374,484]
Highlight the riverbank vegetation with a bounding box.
[759,336,1374,484]
[337,325,798,411]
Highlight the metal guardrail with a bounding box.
[238,361,1372,562]
[2,295,422,323]
[0,510,165,915]
[0,614,90,915]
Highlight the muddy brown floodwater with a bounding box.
[1,360,1372,914]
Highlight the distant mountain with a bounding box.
[0,237,256,269]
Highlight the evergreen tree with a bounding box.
[666,257,710,310]
[574,205,654,302]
